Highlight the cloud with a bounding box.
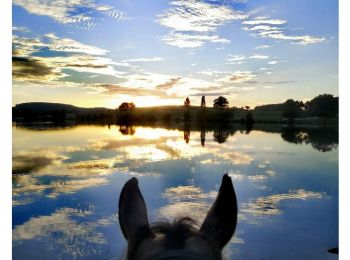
[12,34,48,56]
[267,33,325,45]
[12,207,113,258]
[156,77,182,90]
[122,57,164,62]
[90,84,163,96]
[255,45,273,49]
[12,26,30,33]
[12,152,65,174]
[243,25,281,31]
[157,0,247,48]
[12,33,123,82]
[243,17,325,45]
[197,70,231,76]
[263,80,296,84]
[158,201,211,223]
[217,151,254,165]
[13,0,127,26]
[163,185,217,202]
[161,32,230,48]
[242,189,325,215]
[87,75,184,98]
[159,185,218,223]
[226,55,246,63]
[248,55,269,59]
[12,57,63,81]
[247,175,267,181]
[158,0,247,32]
[242,19,287,25]
[219,71,256,84]
[226,54,269,64]
[44,33,109,55]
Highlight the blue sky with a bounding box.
[12,0,338,108]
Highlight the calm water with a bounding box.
[12,124,338,259]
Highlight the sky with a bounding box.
[12,0,338,108]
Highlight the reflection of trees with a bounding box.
[200,129,206,147]
[213,128,237,144]
[184,130,190,144]
[281,127,338,152]
[119,125,135,135]
[213,130,230,143]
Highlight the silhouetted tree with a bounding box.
[201,96,206,108]
[213,96,229,108]
[119,102,135,111]
[184,110,191,122]
[245,112,254,133]
[306,94,338,121]
[245,106,250,110]
[184,97,190,107]
[282,99,301,122]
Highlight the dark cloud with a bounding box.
[97,84,152,95]
[156,77,181,90]
[12,56,59,80]
[229,74,248,81]
[12,154,62,174]
[263,80,296,84]
[95,83,181,98]
[245,80,258,84]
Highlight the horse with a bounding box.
[118,174,238,260]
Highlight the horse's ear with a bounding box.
[118,177,149,244]
[200,174,238,248]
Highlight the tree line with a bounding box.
[281,94,338,122]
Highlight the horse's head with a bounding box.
[118,174,238,260]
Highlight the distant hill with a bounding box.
[12,102,115,123]
[13,102,113,114]
[13,102,78,112]
[254,102,285,111]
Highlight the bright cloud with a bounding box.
[243,17,325,45]
[157,0,248,48]
[162,32,231,48]
[122,57,164,62]
[242,189,325,215]
[13,0,127,26]
[242,19,287,25]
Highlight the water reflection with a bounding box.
[281,127,338,152]
[119,125,135,135]
[12,124,338,259]
[13,207,118,258]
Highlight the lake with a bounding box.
[12,124,338,259]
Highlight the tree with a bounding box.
[282,99,301,122]
[213,96,229,108]
[184,97,190,107]
[201,95,206,108]
[119,102,135,111]
[306,94,338,121]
